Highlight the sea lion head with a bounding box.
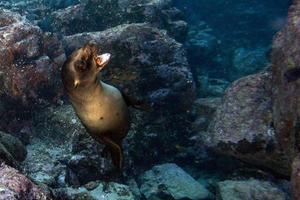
[62,43,111,89]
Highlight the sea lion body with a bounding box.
[62,43,129,170]
[70,81,129,138]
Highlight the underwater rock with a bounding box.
[197,76,230,97]
[292,154,300,200]
[193,97,222,132]
[271,0,300,176]
[22,105,81,186]
[0,9,64,108]
[53,182,135,200]
[209,71,290,175]
[0,163,50,200]
[0,131,27,161]
[217,179,286,200]
[65,154,104,186]
[139,163,211,200]
[0,131,27,167]
[44,0,187,42]
[64,23,196,170]
[231,47,269,81]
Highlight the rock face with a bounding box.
[292,154,300,200]
[271,1,300,175]
[64,23,196,171]
[139,163,211,200]
[0,131,27,167]
[0,9,64,106]
[209,71,290,175]
[54,182,135,200]
[42,0,187,42]
[0,162,50,200]
[217,179,286,200]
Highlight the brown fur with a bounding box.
[61,43,129,170]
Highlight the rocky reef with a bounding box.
[0,0,296,199]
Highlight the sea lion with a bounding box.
[61,43,130,170]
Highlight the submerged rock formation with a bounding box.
[0,9,65,106]
[43,0,187,42]
[209,72,290,175]
[271,0,300,174]
[0,131,27,168]
[0,163,50,200]
[138,163,211,200]
[53,182,135,200]
[217,179,286,200]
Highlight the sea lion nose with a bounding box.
[96,53,111,67]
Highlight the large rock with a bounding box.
[64,23,196,171]
[139,163,211,200]
[0,131,27,168]
[0,9,66,135]
[292,154,300,200]
[42,0,187,41]
[217,179,286,200]
[22,105,81,186]
[209,71,289,175]
[271,0,300,175]
[0,162,50,200]
[0,9,64,104]
[53,182,135,200]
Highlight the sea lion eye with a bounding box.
[75,60,87,72]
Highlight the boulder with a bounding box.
[0,131,27,162]
[193,97,222,132]
[53,182,135,200]
[22,105,82,186]
[271,0,300,175]
[292,154,300,200]
[139,163,211,200]
[217,179,286,200]
[0,163,50,200]
[209,71,290,175]
[0,9,64,105]
[43,0,187,41]
[0,131,27,167]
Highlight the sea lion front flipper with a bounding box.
[121,91,153,111]
[101,136,123,170]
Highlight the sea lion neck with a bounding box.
[68,79,102,103]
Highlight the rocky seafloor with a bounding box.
[0,0,298,199]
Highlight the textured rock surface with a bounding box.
[139,163,211,200]
[271,1,300,175]
[54,182,135,200]
[0,162,50,200]
[42,0,187,42]
[217,179,286,200]
[292,154,300,200]
[0,131,27,167]
[22,105,77,187]
[0,9,64,106]
[209,71,290,175]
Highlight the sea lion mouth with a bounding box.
[96,53,111,68]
